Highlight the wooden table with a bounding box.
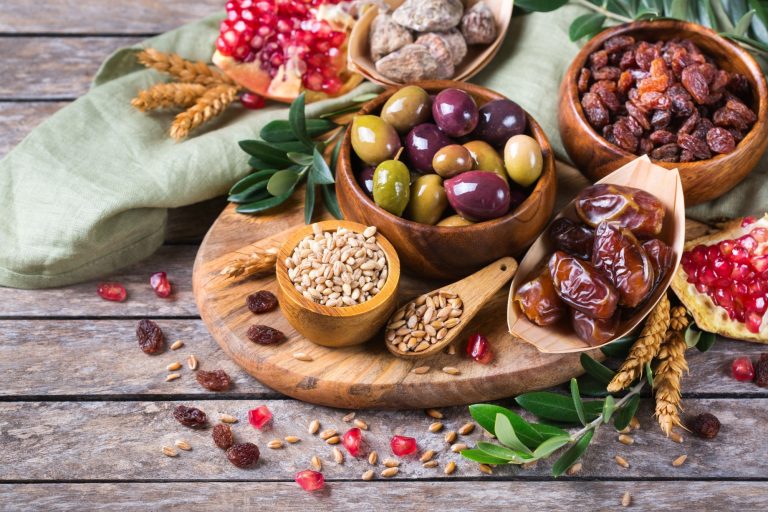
[1,2,767,509]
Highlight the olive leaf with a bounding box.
[312,147,336,185]
[495,414,534,455]
[228,180,270,204]
[235,190,294,214]
[304,173,316,225]
[287,152,314,166]
[322,184,342,219]
[576,374,612,397]
[267,169,303,197]
[645,362,655,387]
[696,330,717,352]
[580,353,616,384]
[613,394,640,431]
[601,335,637,358]
[570,378,587,426]
[515,391,603,424]
[260,118,336,143]
[552,429,594,478]
[229,168,279,196]
[684,324,703,348]
[468,404,545,449]
[476,441,531,463]
[460,449,513,465]
[515,0,568,12]
[289,92,312,147]
[569,13,607,41]
[239,140,293,167]
[532,435,572,459]
[602,395,616,423]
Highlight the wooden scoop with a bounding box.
[386,257,518,359]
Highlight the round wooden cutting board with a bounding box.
[193,196,594,409]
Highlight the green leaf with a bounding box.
[304,173,316,225]
[515,392,602,423]
[735,9,756,35]
[750,0,768,26]
[602,395,616,423]
[645,362,654,387]
[272,140,312,153]
[495,414,534,455]
[228,169,279,195]
[476,441,532,462]
[228,180,269,203]
[668,0,689,19]
[601,336,636,358]
[712,0,736,31]
[684,324,702,348]
[289,92,312,147]
[319,104,367,119]
[260,118,337,143]
[613,394,640,431]
[570,379,587,426]
[287,152,314,166]
[723,32,768,52]
[580,353,615,384]
[235,191,294,214]
[267,169,302,197]
[529,423,571,440]
[634,7,661,19]
[515,0,568,12]
[468,404,545,449]
[569,13,606,41]
[696,331,717,352]
[606,0,632,17]
[460,448,513,465]
[577,374,611,397]
[238,140,293,166]
[351,92,380,102]
[552,429,594,477]
[329,129,345,177]
[312,147,336,185]
[532,435,572,459]
[321,184,342,219]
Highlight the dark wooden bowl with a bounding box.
[559,20,768,206]
[336,80,557,280]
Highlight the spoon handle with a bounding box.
[444,257,518,318]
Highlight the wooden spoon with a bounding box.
[386,257,518,359]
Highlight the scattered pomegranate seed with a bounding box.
[342,427,363,457]
[732,357,755,381]
[149,272,172,298]
[466,333,494,364]
[240,92,266,109]
[97,282,127,302]
[295,469,325,491]
[248,405,273,429]
[390,435,417,457]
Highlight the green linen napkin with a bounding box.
[1,6,766,289]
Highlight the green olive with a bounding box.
[405,174,448,225]
[432,144,473,178]
[462,140,507,182]
[504,134,543,187]
[351,115,401,165]
[381,85,432,134]
[373,159,411,216]
[437,214,475,227]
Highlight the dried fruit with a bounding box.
[213,423,234,450]
[295,469,325,491]
[571,309,619,345]
[706,127,736,154]
[549,250,619,319]
[390,435,418,456]
[240,92,265,110]
[173,405,207,428]
[248,405,273,429]
[591,222,654,307]
[548,218,595,260]
[575,184,664,237]
[136,319,165,355]
[375,44,439,83]
[196,369,232,392]
[515,268,567,326]
[149,272,172,298]
[642,239,674,284]
[756,354,768,387]
[731,357,755,381]
[460,1,497,45]
[369,13,412,61]
[226,442,260,468]
[466,333,494,364]
[687,412,721,439]
[247,324,286,345]
[392,0,463,32]
[98,282,127,302]
[246,290,278,314]
[342,427,364,457]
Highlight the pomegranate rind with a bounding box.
[671,215,768,343]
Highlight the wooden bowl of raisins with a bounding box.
[559,20,768,206]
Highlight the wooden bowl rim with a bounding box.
[562,19,768,170]
[338,80,557,234]
[275,219,401,318]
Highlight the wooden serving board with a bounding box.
[192,190,599,409]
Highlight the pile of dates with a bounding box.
[350,85,543,226]
[514,184,675,345]
[579,36,757,162]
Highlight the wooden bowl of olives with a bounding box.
[559,20,768,206]
[336,80,557,280]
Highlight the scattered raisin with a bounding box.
[246,290,278,314]
[173,405,207,428]
[213,423,234,450]
[136,319,165,355]
[687,412,721,439]
[755,354,768,387]
[196,369,232,392]
[227,442,260,468]
[247,324,286,345]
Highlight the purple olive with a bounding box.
[471,99,527,148]
[432,89,479,138]
[444,171,511,221]
[405,123,452,173]
[356,165,375,196]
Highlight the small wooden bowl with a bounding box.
[275,220,401,347]
[336,80,557,280]
[347,0,513,86]
[559,20,768,206]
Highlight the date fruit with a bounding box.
[173,405,207,428]
[548,218,594,259]
[514,269,566,326]
[136,319,165,355]
[642,238,674,284]
[196,369,232,392]
[571,309,619,345]
[549,250,618,319]
[592,222,654,308]
[575,184,664,237]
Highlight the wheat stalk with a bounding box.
[607,294,671,393]
[136,48,234,86]
[170,84,238,141]
[131,83,208,112]
[220,246,280,280]
[654,306,690,436]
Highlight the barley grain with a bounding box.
[381,467,399,478]
[362,469,375,481]
[428,422,444,433]
[618,434,634,445]
[174,440,191,451]
[268,439,283,449]
[165,373,180,382]
[166,362,182,371]
[425,408,443,419]
[342,412,356,422]
[354,419,368,430]
[615,455,630,468]
[383,459,400,468]
[285,436,300,444]
[458,422,475,435]
[621,492,632,507]
[220,414,238,424]
[368,451,378,465]
[308,419,320,435]
[444,431,457,443]
[423,460,439,468]
[311,455,322,471]
[672,454,687,467]
[444,461,457,475]
[170,340,184,350]
[333,447,344,464]
[419,450,435,463]
[478,464,493,475]
[162,446,178,457]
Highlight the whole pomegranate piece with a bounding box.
[731,357,755,381]
[97,282,127,302]
[342,427,363,457]
[390,435,417,456]
[150,272,172,298]
[248,405,273,429]
[295,470,325,491]
[467,333,494,364]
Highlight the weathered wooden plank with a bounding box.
[2,481,767,510]
[0,0,221,34]
[0,37,140,99]
[0,102,68,157]
[0,398,762,480]
[165,197,227,244]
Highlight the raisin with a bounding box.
[246,290,278,314]
[605,35,635,54]
[650,110,671,130]
[687,413,720,439]
[612,117,639,152]
[638,91,670,111]
[196,369,232,391]
[637,58,670,94]
[678,133,711,160]
[173,405,207,428]
[650,143,679,162]
[728,128,745,141]
[679,149,695,162]
[681,65,710,104]
[577,68,591,93]
[635,41,660,70]
[691,118,714,141]
[589,49,608,70]
[727,73,750,98]
[247,324,286,345]
[710,69,729,94]
[593,66,621,81]
[649,130,676,145]
[213,423,234,450]
[678,112,700,135]
[618,71,634,95]
[590,80,621,111]
[619,50,636,70]
[754,354,768,387]
[226,442,260,468]
[626,101,650,131]
[581,92,610,129]
[136,319,165,355]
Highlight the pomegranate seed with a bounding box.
[742,216,757,227]
[732,357,755,381]
[240,92,266,109]
[390,435,417,456]
[248,405,273,429]
[295,470,325,491]
[149,272,172,298]
[466,333,494,364]
[746,311,764,333]
[342,427,363,457]
[97,282,127,302]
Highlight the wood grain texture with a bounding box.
[1,398,765,480]
[3,481,767,511]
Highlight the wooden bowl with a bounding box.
[559,20,768,206]
[275,220,401,347]
[336,80,557,280]
[347,0,514,86]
